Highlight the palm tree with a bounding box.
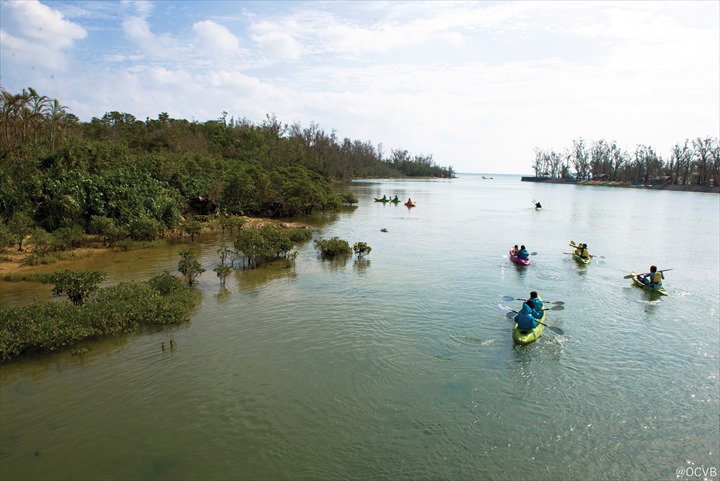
[45,98,69,151]
[26,87,50,146]
[0,86,25,149]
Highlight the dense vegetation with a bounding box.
[0,86,454,252]
[0,271,195,361]
[532,137,720,186]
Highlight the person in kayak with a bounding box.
[529,291,544,311]
[516,245,530,259]
[535,202,542,208]
[638,265,664,287]
[381,194,387,200]
[393,195,399,201]
[515,300,541,330]
[574,243,590,258]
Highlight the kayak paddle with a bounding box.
[623,268,674,279]
[569,241,604,259]
[501,306,565,335]
[498,303,562,312]
[501,295,564,305]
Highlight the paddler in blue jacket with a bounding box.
[515,300,541,330]
[529,291,543,311]
[638,265,664,287]
[516,245,530,259]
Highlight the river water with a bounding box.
[1,174,718,481]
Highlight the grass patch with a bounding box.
[1,272,52,283]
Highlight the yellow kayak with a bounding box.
[512,300,546,345]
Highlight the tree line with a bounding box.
[532,137,719,186]
[0,86,454,250]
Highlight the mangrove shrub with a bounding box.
[178,249,205,286]
[42,270,107,306]
[314,237,352,258]
[0,272,195,361]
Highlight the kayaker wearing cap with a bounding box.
[529,291,544,311]
[516,245,530,259]
[638,265,664,287]
[515,300,541,330]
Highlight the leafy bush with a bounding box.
[0,303,94,359]
[314,237,351,258]
[286,228,313,243]
[0,223,13,249]
[178,249,205,285]
[28,227,52,257]
[339,192,358,205]
[0,271,195,360]
[234,227,295,268]
[50,225,86,251]
[182,219,203,241]
[42,270,107,305]
[218,216,246,233]
[352,242,372,259]
[147,270,186,295]
[88,215,128,245]
[128,217,164,241]
[213,264,233,287]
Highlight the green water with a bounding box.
[1,174,718,481]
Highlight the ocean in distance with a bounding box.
[1,173,718,481]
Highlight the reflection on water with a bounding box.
[1,175,719,481]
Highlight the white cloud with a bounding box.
[122,15,155,43]
[193,20,241,55]
[5,0,86,47]
[250,21,304,60]
[0,0,86,69]
[1,0,716,174]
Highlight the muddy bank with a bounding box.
[0,217,313,277]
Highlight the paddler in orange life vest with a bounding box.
[638,265,664,287]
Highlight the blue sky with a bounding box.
[1,0,718,174]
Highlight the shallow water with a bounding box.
[1,174,718,480]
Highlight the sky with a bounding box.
[1,0,718,174]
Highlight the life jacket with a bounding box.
[580,248,590,258]
[651,271,663,283]
[516,304,538,330]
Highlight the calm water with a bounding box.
[1,174,719,481]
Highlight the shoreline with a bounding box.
[0,216,313,278]
[520,177,719,194]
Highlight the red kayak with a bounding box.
[509,248,531,266]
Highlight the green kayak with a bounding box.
[631,272,668,296]
[512,302,546,345]
[573,253,591,265]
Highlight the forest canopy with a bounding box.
[0,86,454,244]
[532,137,719,186]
